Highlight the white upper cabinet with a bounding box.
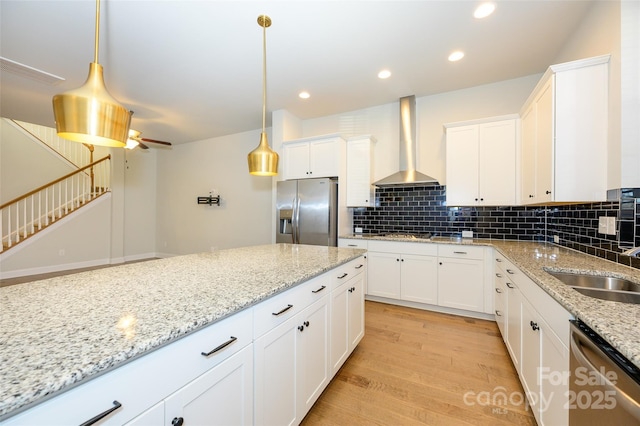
[445,117,518,206]
[282,135,346,180]
[520,55,609,204]
[346,135,376,207]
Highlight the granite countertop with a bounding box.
[342,234,640,368]
[0,244,366,420]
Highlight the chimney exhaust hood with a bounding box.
[374,95,439,186]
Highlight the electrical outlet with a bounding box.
[606,217,616,235]
[355,227,363,234]
[598,216,608,234]
[462,230,473,238]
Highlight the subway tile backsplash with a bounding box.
[352,185,640,270]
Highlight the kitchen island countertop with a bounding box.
[0,244,365,420]
[342,234,640,369]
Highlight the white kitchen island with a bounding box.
[0,244,366,425]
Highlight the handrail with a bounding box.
[0,155,110,210]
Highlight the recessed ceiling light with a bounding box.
[299,91,310,99]
[474,2,496,19]
[378,69,391,79]
[448,51,465,62]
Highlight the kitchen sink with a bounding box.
[546,270,640,304]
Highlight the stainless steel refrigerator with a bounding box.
[276,178,338,246]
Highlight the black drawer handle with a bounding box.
[495,310,502,317]
[201,336,237,357]
[453,251,467,255]
[355,264,364,269]
[347,244,358,247]
[495,273,503,278]
[312,285,326,294]
[506,282,515,289]
[506,269,515,274]
[338,273,348,279]
[80,400,122,426]
[495,288,502,293]
[172,417,184,426]
[530,321,540,331]
[272,304,293,316]
[496,258,502,262]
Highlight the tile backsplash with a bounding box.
[352,185,640,270]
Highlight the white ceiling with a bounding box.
[1,0,595,145]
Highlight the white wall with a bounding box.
[155,129,273,256]
[299,75,541,185]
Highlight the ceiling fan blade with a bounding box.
[138,142,150,149]
[140,138,172,146]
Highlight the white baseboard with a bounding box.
[364,295,495,321]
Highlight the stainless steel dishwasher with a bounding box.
[569,319,640,425]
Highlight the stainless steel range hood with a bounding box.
[374,95,439,186]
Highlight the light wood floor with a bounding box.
[302,301,537,426]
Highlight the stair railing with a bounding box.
[0,155,111,253]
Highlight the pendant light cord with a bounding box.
[93,0,100,64]
[261,18,267,133]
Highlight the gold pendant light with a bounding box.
[248,15,279,176]
[52,0,131,147]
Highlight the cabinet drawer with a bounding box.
[2,309,253,426]
[331,257,365,290]
[368,240,437,256]
[438,244,485,260]
[338,238,368,249]
[253,275,329,338]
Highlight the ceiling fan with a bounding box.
[126,129,172,150]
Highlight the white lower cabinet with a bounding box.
[164,345,254,426]
[330,259,366,374]
[125,401,164,426]
[367,241,438,304]
[494,250,571,426]
[437,245,486,312]
[254,295,330,426]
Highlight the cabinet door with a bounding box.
[520,104,537,203]
[505,281,522,370]
[283,142,310,180]
[348,273,365,350]
[478,120,517,205]
[445,125,479,206]
[400,254,438,304]
[520,299,542,422]
[309,139,339,177]
[437,257,484,312]
[330,280,350,374]
[297,297,330,417]
[164,345,254,426]
[367,251,401,298]
[254,316,298,426]
[346,138,374,207]
[540,325,569,426]
[535,78,553,203]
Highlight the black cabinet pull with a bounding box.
[495,273,503,278]
[312,285,326,294]
[506,269,515,274]
[496,258,502,262]
[529,194,534,198]
[348,244,358,247]
[546,190,551,195]
[453,251,467,255]
[355,264,364,269]
[348,287,356,293]
[79,400,122,426]
[495,310,502,317]
[304,321,310,327]
[506,282,515,289]
[201,336,237,357]
[495,288,502,293]
[172,417,184,426]
[298,325,305,331]
[272,304,293,316]
[338,273,348,279]
[530,321,540,331]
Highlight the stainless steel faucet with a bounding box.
[622,247,640,257]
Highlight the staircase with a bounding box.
[1,121,112,254]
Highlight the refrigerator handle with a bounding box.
[291,197,298,244]
[294,196,301,244]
